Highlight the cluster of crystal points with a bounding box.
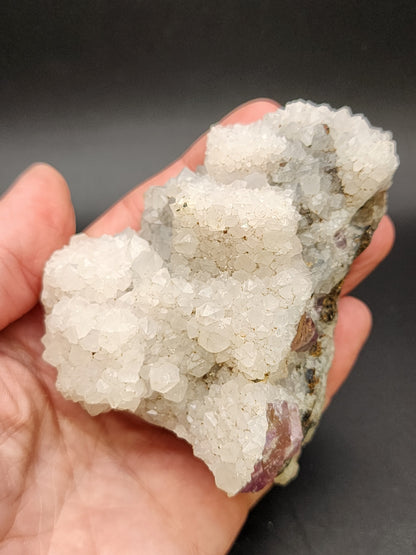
[42,101,398,495]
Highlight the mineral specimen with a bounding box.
[41,101,398,495]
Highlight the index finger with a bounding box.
[86,99,279,237]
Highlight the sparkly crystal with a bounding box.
[42,100,398,495]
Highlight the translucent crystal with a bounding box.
[149,361,180,394]
[41,100,398,495]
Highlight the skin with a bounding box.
[0,100,395,554]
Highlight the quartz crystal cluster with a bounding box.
[41,101,398,495]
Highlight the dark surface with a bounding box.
[1,2,415,553]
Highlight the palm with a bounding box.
[0,100,394,554]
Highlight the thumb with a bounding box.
[0,164,75,330]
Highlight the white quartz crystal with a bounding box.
[42,100,398,495]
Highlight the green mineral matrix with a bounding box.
[41,101,398,495]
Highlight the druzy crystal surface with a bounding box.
[41,101,398,495]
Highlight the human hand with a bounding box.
[0,100,395,554]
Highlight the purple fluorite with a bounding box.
[240,401,303,492]
[290,314,318,353]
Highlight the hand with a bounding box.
[0,100,395,554]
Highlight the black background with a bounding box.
[1,2,415,553]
